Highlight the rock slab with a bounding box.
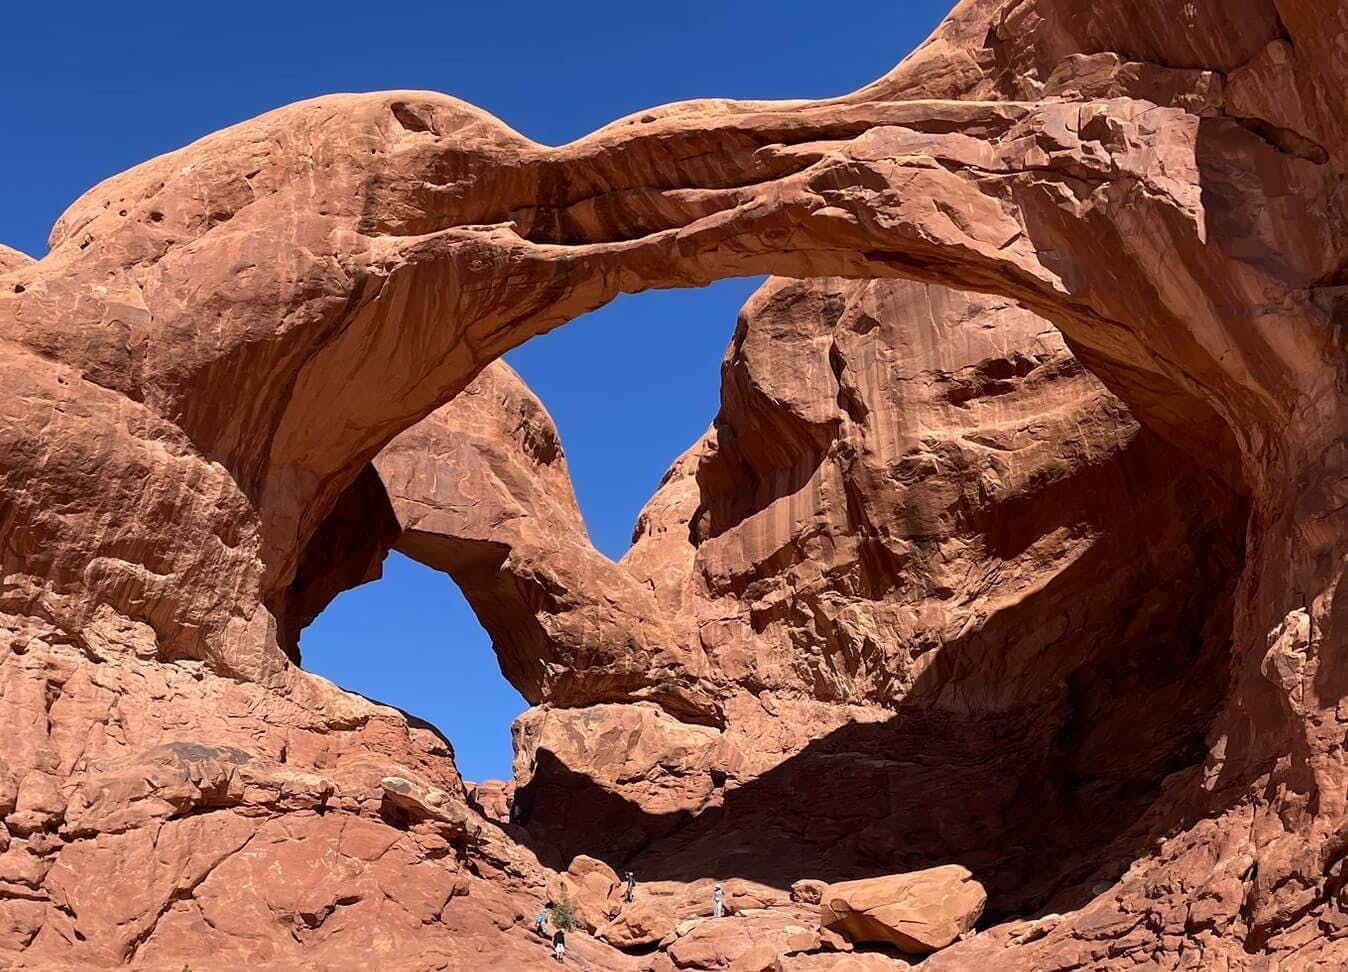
[819,866,987,954]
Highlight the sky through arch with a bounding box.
[3,0,953,780]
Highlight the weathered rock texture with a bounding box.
[457,276,1244,928]
[819,865,987,953]
[374,361,719,722]
[0,0,1345,968]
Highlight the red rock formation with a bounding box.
[819,866,987,953]
[374,362,720,722]
[0,0,1345,967]
[429,277,1242,926]
[466,778,514,824]
[0,246,32,275]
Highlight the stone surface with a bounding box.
[791,880,828,907]
[467,779,514,824]
[592,878,791,950]
[1,0,1347,968]
[789,958,904,972]
[666,910,822,969]
[547,854,624,932]
[819,865,987,954]
[730,942,786,972]
[483,274,1242,920]
[0,245,33,275]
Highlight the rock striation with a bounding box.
[418,275,1242,925]
[0,0,1346,968]
[819,866,987,954]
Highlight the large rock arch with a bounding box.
[1,0,1345,966]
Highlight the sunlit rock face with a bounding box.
[392,276,1244,926]
[1,0,1346,967]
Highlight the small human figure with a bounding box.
[553,927,566,963]
[712,883,725,919]
[535,907,549,936]
[624,870,636,904]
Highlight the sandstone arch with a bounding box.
[379,276,1245,931]
[1,0,1346,966]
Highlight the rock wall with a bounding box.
[1,0,1345,967]
[385,277,1244,928]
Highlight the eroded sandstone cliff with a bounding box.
[379,276,1245,930]
[1,0,1345,967]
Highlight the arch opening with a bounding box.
[282,269,1251,926]
[299,552,527,784]
[502,277,1252,927]
[288,279,767,782]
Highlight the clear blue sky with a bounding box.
[4,1,951,781]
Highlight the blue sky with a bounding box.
[4,1,951,780]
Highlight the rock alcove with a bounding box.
[290,273,1249,929]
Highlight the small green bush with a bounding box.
[552,886,575,932]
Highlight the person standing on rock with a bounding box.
[712,883,725,919]
[553,927,566,962]
[624,871,636,903]
[535,907,549,937]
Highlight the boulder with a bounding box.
[548,855,623,932]
[730,943,785,972]
[380,776,481,841]
[597,898,676,948]
[667,911,824,969]
[595,879,792,949]
[791,879,828,906]
[817,928,852,953]
[819,865,986,955]
[466,779,514,824]
[819,958,907,972]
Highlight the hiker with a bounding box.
[624,871,636,903]
[553,927,566,963]
[535,907,549,936]
[712,883,724,919]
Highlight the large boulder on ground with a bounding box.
[808,958,908,972]
[597,898,675,948]
[595,878,790,949]
[547,854,623,932]
[791,879,828,906]
[818,865,986,955]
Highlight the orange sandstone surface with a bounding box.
[1,0,1346,968]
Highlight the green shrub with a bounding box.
[552,886,575,932]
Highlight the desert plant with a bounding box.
[552,886,575,932]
